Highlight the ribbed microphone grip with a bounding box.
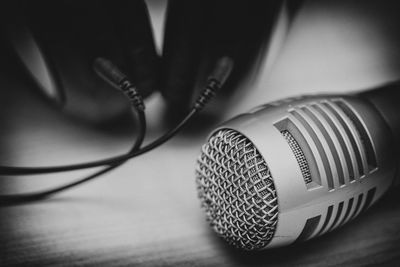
[359,81,400,186]
[93,57,127,87]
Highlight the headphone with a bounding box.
[0,0,291,202]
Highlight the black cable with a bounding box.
[0,57,233,202]
[0,57,149,202]
[0,109,196,175]
[0,56,233,176]
[0,111,146,203]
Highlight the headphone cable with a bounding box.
[0,111,146,203]
[0,57,233,176]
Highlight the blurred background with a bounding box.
[1,0,400,265]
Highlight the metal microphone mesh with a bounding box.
[281,130,312,184]
[195,129,278,250]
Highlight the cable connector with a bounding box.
[119,78,145,111]
[94,57,145,111]
[194,57,234,111]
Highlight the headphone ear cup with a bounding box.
[3,18,65,106]
[3,0,159,125]
[160,0,297,119]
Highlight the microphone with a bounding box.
[195,82,400,250]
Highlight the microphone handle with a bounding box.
[359,81,400,186]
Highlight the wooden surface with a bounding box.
[2,0,400,266]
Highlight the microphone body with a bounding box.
[196,83,400,250]
[359,82,400,186]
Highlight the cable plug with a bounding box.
[94,57,145,111]
[194,57,234,111]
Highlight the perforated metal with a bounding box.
[195,129,278,250]
[281,130,312,184]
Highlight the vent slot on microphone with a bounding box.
[276,99,377,191]
[361,187,376,214]
[349,187,376,221]
[333,100,377,173]
[317,205,333,236]
[300,187,376,240]
[330,201,344,231]
[295,215,321,243]
[339,197,354,227]
[352,194,364,220]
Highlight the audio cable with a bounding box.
[0,57,233,202]
[0,58,147,202]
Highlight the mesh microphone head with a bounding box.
[196,129,278,250]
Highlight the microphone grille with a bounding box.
[196,129,278,250]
